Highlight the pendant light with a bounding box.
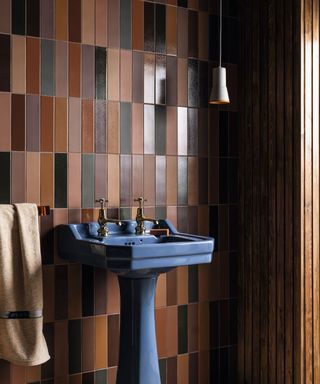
[209,0,230,104]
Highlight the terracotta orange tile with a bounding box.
[132,155,143,200]
[54,321,68,377]
[108,49,120,101]
[12,35,26,94]
[26,37,40,94]
[16,161,30,206]
[82,0,94,44]
[82,99,94,152]
[177,266,188,305]
[69,97,81,152]
[188,157,198,205]
[68,264,82,318]
[55,41,68,97]
[155,273,167,308]
[177,59,187,106]
[69,43,81,97]
[95,0,108,47]
[106,271,120,314]
[40,153,54,207]
[107,154,120,207]
[144,53,155,104]
[55,0,68,40]
[42,265,55,322]
[0,0,10,33]
[155,308,166,358]
[11,94,25,151]
[0,93,11,151]
[41,96,54,152]
[55,97,68,152]
[166,156,177,205]
[108,367,117,384]
[82,317,94,371]
[95,315,108,369]
[166,306,178,356]
[108,0,120,48]
[188,303,199,352]
[177,107,187,155]
[10,365,26,384]
[120,50,132,102]
[132,103,143,154]
[166,6,177,55]
[177,355,189,384]
[95,154,108,203]
[132,0,144,51]
[26,152,40,204]
[81,208,95,222]
[166,206,177,227]
[26,366,40,383]
[107,101,119,154]
[198,11,208,60]
[198,302,209,351]
[143,155,155,206]
[68,153,81,208]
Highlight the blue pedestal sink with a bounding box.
[58,220,214,384]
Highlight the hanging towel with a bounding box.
[0,204,50,366]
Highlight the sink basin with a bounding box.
[58,219,214,384]
[58,219,214,277]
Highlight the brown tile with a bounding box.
[82,0,94,44]
[26,95,40,151]
[167,306,178,356]
[69,374,82,384]
[108,314,120,367]
[177,107,187,155]
[208,253,220,301]
[94,267,107,314]
[108,154,120,207]
[40,153,54,206]
[55,0,68,40]
[68,153,81,208]
[69,97,81,152]
[132,0,144,51]
[167,357,177,384]
[95,154,108,205]
[43,265,55,322]
[155,273,167,308]
[54,320,68,377]
[11,151,25,203]
[198,205,209,236]
[188,303,199,352]
[198,351,209,384]
[26,152,40,204]
[0,93,11,151]
[68,208,81,223]
[220,251,230,299]
[107,101,120,154]
[132,155,143,200]
[177,58,188,106]
[41,96,54,152]
[198,108,208,157]
[132,52,144,103]
[198,302,209,351]
[26,366,40,383]
[68,264,82,318]
[166,6,177,55]
[82,317,95,371]
[166,156,177,205]
[144,53,155,104]
[108,49,120,101]
[12,36,26,94]
[155,308,166,357]
[81,208,95,222]
[189,0,199,9]
[69,43,81,97]
[95,315,107,369]
[177,355,189,384]
[26,37,40,94]
[53,209,69,263]
[120,50,132,102]
[0,0,10,33]
[132,103,143,154]
[143,155,155,206]
[166,106,177,155]
[167,205,177,227]
[10,365,26,384]
[95,0,108,47]
[108,0,120,48]
[41,0,54,39]
[188,10,198,58]
[108,367,117,384]
[11,94,25,151]
[55,97,68,152]
[55,41,68,97]
[82,99,94,152]
[188,157,198,205]
[82,44,95,99]
[208,157,218,204]
[177,8,188,58]
[177,266,188,305]
[198,11,208,60]
[106,271,120,314]
[69,0,81,42]
[166,269,177,306]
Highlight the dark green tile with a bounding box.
[0,153,10,203]
[12,0,25,35]
[120,102,132,154]
[120,0,131,49]
[95,369,108,384]
[81,154,94,208]
[41,39,55,96]
[155,4,166,54]
[155,105,166,155]
[54,153,67,208]
[178,305,188,354]
[159,359,167,384]
[120,207,131,220]
[95,47,106,100]
[155,206,166,220]
[188,265,198,303]
[68,319,81,374]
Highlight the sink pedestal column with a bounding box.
[116,275,161,384]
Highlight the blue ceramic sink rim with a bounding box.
[58,219,215,274]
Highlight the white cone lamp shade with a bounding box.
[209,66,230,104]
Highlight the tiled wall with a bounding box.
[0,0,239,383]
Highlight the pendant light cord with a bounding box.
[219,0,222,67]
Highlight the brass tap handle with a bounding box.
[134,197,147,208]
[95,198,108,209]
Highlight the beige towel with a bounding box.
[0,204,50,366]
